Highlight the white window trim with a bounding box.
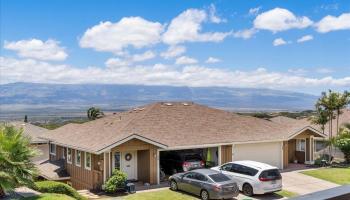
[84,152,91,170]
[75,150,81,167]
[296,139,306,152]
[66,148,72,164]
[50,143,56,155]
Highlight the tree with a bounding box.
[334,91,350,135]
[334,126,350,163]
[0,126,38,197]
[24,115,28,123]
[309,107,329,134]
[87,107,104,120]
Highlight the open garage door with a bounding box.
[233,142,283,169]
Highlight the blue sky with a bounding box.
[0,0,349,94]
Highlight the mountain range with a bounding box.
[0,82,318,119]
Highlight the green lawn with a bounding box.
[122,188,297,200]
[275,190,299,198]
[22,193,75,200]
[301,167,350,185]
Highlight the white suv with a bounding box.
[211,160,282,196]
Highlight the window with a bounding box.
[208,173,231,182]
[85,152,91,170]
[114,152,121,170]
[296,139,306,151]
[67,148,72,164]
[195,173,208,182]
[231,164,258,176]
[184,172,196,179]
[75,150,81,166]
[221,163,233,171]
[315,140,327,152]
[50,143,56,155]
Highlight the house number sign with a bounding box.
[125,153,132,161]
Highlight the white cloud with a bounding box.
[1,57,349,91]
[288,68,308,75]
[315,13,350,33]
[4,39,67,61]
[175,56,198,65]
[297,35,313,43]
[160,46,186,59]
[316,68,334,74]
[208,4,226,23]
[105,57,130,68]
[131,50,156,62]
[79,17,164,54]
[273,38,288,46]
[162,8,232,45]
[249,7,261,16]
[205,57,221,63]
[233,28,258,39]
[254,8,313,32]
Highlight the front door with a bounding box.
[121,151,137,180]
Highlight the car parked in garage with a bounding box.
[169,169,239,200]
[161,151,205,174]
[211,160,282,196]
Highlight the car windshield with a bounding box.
[259,169,281,180]
[184,154,201,161]
[208,173,231,182]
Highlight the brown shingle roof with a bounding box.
[43,102,322,153]
[8,121,49,143]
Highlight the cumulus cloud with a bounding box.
[175,56,198,65]
[254,8,313,32]
[208,4,226,23]
[105,50,156,68]
[162,8,232,45]
[205,57,221,63]
[1,57,349,91]
[315,13,350,33]
[273,38,288,46]
[79,17,164,54]
[233,28,258,39]
[4,39,67,61]
[131,50,156,62]
[297,35,313,43]
[160,45,186,59]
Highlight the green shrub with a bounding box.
[102,169,127,193]
[34,181,86,200]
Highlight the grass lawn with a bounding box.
[301,167,350,185]
[122,188,298,200]
[22,193,75,200]
[275,190,299,198]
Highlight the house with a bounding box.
[41,102,327,190]
[7,121,49,162]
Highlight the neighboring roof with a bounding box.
[6,121,49,143]
[43,102,324,153]
[36,159,70,181]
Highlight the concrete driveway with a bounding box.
[281,170,339,195]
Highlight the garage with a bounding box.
[159,147,219,182]
[233,142,283,169]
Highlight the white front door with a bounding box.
[121,151,137,180]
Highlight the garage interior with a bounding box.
[159,147,219,182]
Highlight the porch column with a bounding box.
[310,136,314,162]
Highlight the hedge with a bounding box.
[34,181,86,200]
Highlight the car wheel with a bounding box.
[200,190,209,200]
[242,183,254,197]
[170,180,178,191]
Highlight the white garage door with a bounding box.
[233,142,283,169]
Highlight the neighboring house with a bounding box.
[8,121,49,162]
[41,102,326,190]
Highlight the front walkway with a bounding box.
[281,170,339,195]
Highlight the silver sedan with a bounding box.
[169,169,239,200]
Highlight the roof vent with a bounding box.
[182,102,191,106]
[164,102,173,106]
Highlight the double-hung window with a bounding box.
[50,143,56,155]
[67,148,72,164]
[85,152,91,170]
[75,150,81,167]
[296,139,306,152]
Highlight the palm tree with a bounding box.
[309,106,329,134]
[87,107,104,120]
[334,91,350,135]
[0,126,38,197]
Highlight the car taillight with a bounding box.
[200,161,205,166]
[213,184,222,192]
[182,162,190,167]
[259,177,273,182]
